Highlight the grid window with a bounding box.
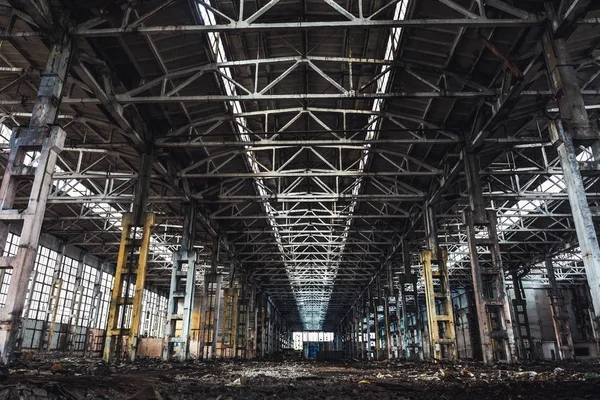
[25,246,59,320]
[56,256,78,324]
[92,271,113,329]
[156,294,167,337]
[77,264,97,327]
[0,233,19,306]
[140,290,167,337]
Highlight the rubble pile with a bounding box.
[0,355,598,399]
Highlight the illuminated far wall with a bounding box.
[292,331,334,351]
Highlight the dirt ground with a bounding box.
[1,356,600,399]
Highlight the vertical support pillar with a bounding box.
[221,280,239,358]
[249,283,257,358]
[359,296,366,360]
[572,285,600,354]
[399,240,423,360]
[259,294,266,357]
[235,277,248,359]
[163,204,197,360]
[200,273,223,359]
[103,213,155,362]
[103,147,154,362]
[350,306,356,358]
[0,38,73,363]
[549,118,600,316]
[546,257,575,360]
[466,288,482,360]
[264,299,271,355]
[464,209,515,364]
[510,268,534,359]
[372,280,380,360]
[383,284,392,359]
[200,236,222,359]
[354,301,360,359]
[422,207,457,361]
[399,274,423,361]
[542,23,600,320]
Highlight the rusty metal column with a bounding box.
[103,213,154,362]
[0,37,73,362]
[201,237,222,359]
[464,208,516,364]
[103,148,155,362]
[510,268,534,359]
[463,148,515,365]
[221,268,239,358]
[422,206,457,361]
[249,283,258,358]
[235,275,249,359]
[542,22,600,319]
[546,257,575,360]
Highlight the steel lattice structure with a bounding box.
[0,0,599,332]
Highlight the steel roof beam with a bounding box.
[70,17,545,38]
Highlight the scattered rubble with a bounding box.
[0,355,599,399]
[129,386,163,400]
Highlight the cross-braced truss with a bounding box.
[0,0,599,331]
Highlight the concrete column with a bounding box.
[549,120,600,316]
[542,25,600,319]
[0,38,73,363]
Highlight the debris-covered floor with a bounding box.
[1,356,600,399]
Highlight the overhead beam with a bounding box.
[70,18,544,38]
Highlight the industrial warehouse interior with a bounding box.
[1,0,600,398]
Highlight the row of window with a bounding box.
[1,233,167,337]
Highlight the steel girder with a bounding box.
[0,0,598,331]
